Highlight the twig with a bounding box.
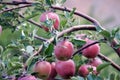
[73,41,100,56]
[98,53,120,71]
[73,41,120,71]
[34,35,47,42]
[19,14,42,28]
[0,4,32,14]
[0,2,32,5]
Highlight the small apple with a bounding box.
[78,64,90,77]
[33,61,51,79]
[0,26,2,34]
[88,58,103,67]
[54,39,74,60]
[82,39,100,58]
[18,75,37,80]
[40,12,60,32]
[47,62,57,79]
[55,59,75,79]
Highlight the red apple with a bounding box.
[18,75,37,80]
[47,62,57,80]
[78,64,90,77]
[0,26,2,34]
[54,40,74,60]
[40,12,60,32]
[33,61,51,79]
[82,39,100,58]
[55,59,75,79]
[88,58,103,67]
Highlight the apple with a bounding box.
[0,26,2,34]
[55,59,75,79]
[18,75,37,80]
[78,64,90,77]
[33,61,51,79]
[88,58,103,67]
[40,12,60,32]
[54,39,74,61]
[47,62,57,80]
[82,39,100,58]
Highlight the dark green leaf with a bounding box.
[97,62,110,72]
[71,39,86,47]
[99,30,111,39]
[45,43,54,57]
[116,75,120,80]
[46,0,52,6]
[70,8,76,17]
[110,73,116,80]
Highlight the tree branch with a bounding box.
[0,4,32,14]
[0,2,32,5]
[73,41,120,71]
[18,14,42,28]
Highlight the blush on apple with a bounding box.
[33,61,51,79]
[40,12,60,32]
[82,39,100,58]
[55,59,75,79]
[54,39,74,61]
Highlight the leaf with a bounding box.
[70,8,76,17]
[71,38,86,47]
[45,43,54,57]
[110,73,116,80]
[116,75,120,80]
[97,62,110,72]
[46,0,52,6]
[99,30,111,39]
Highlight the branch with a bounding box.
[18,14,42,28]
[0,2,32,5]
[73,41,120,71]
[98,53,120,71]
[0,4,32,14]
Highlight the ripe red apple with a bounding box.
[78,64,90,77]
[0,26,2,34]
[54,40,74,61]
[55,59,75,79]
[40,12,60,32]
[47,62,57,80]
[33,61,51,79]
[18,75,37,80]
[88,58,103,67]
[82,39,100,58]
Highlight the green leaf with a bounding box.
[71,38,86,47]
[116,75,120,80]
[46,0,52,6]
[97,62,110,72]
[110,73,116,80]
[99,30,111,39]
[70,8,76,17]
[45,43,54,57]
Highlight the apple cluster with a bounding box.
[18,12,103,80]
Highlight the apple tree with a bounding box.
[0,0,120,80]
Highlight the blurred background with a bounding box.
[64,0,120,29]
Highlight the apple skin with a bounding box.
[78,64,90,77]
[18,75,37,80]
[33,61,51,79]
[54,40,74,61]
[88,58,103,67]
[0,26,2,34]
[40,12,60,32]
[55,59,75,79]
[47,62,57,80]
[82,39,100,58]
